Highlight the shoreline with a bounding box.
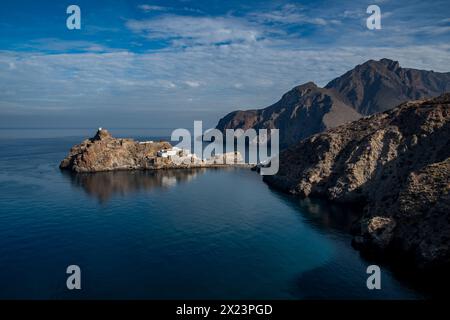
[61,162,255,173]
[60,128,257,173]
[263,94,450,276]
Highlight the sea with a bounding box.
[0,128,429,299]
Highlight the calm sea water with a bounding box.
[0,129,426,299]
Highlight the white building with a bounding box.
[156,147,201,164]
[157,150,169,158]
[157,148,178,158]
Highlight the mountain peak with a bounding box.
[379,58,400,68]
[215,59,450,148]
[286,81,319,97]
[294,81,318,90]
[363,58,401,71]
[325,58,450,115]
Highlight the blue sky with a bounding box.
[0,0,449,129]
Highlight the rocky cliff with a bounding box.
[325,58,450,115]
[60,129,248,172]
[216,59,450,147]
[60,129,172,172]
[216,82,361,148]
[264,93,450,271]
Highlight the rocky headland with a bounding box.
[264,93,450,271]
[60,128,245,173]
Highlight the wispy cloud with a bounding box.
[185,80,202,88]
[1,43,449,119]
[126,15,263,47]
[137,3,204,14]
[19,38,115,53]
[138,4,169,12]
[1,0,449,128]
[249,3,335,26]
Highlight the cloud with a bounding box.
[19,38,115,53]
[137,4,203,14]
[128,1,450,52]
[249,4,306,24]
[127,3,341,49]
[138,4,169,12]
[249,3,334,26]
[1,43,449,123]
[1,1,450,128]
[185,80,201,88]
[126,15,263,47]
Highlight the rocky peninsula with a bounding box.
[264,93,450,271]
[60,128,245,173]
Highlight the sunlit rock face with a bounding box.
[60,128,172,172]
[60,129,247,173]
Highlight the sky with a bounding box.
[0,0,449,129]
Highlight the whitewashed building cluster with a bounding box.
[154,146,244,166]
[156,147,202,164]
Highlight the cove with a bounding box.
[0,133,426,299]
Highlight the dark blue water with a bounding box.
[0,129,425,299]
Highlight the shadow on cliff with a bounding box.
[266,186,363,234]
[265,112,450,299]
[61,169,207,204]
[266,187,448,299]
[289,249,449,299]
[297,106,450,210]
[289,260,427,300]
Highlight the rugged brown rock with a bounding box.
[59,129,172,172]
[264,93,450,270]
[216,59,450,147]
[60,129,248,172]
[326,58,450,115]
[217,82,361,148]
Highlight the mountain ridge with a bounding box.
[325,58,450,115]
[216,81,361,148]
[216,59,450,147]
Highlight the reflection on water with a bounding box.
[63,166,361,233]
[55,166,426,299]
[63,169,206,203]
[266,186,363,234]
[294,197,362,233]
[0,134,428,299]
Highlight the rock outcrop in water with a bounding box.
[60,129,173,172]
[60,129,246,172]
[264,93,450,271]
